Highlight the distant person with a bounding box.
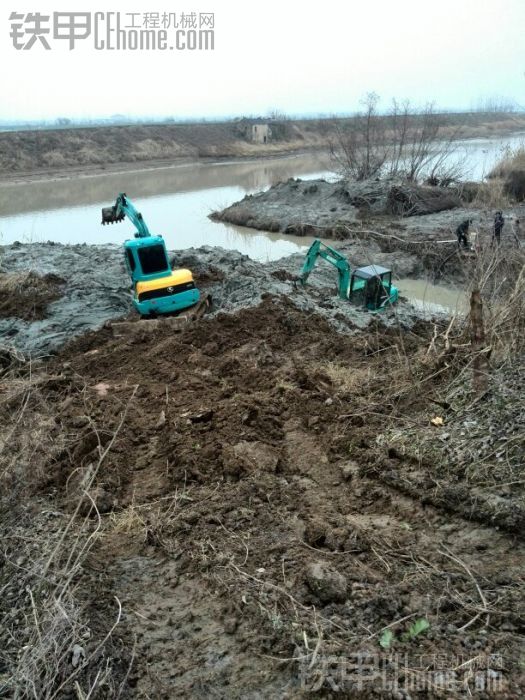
[455,219,472,250]
[492,211,505,246]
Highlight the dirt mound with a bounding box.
[209,178,490,281]
[211,177,461,239]
[210,177,360,235]
[2,296,523,696]
[0,270,64,321]
[339,179,461,216]
[0,243,132,355]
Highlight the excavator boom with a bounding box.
[101,193,151,238]
[300,239,351,299]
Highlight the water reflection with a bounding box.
[0,153,332,217]
[397,278,466,315]
[0,153,331,261]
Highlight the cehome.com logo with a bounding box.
[9,11,215,51]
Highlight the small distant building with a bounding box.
[250,123,271,144]
[235,118,272,144]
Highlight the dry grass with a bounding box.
[0,368,61,493]
[423,247,525,375]
[377,247,525,536]
[0,271,64,321]
[489,146,525,178]
[0,365,134,698]
[468,178,511,208]
[2,113,524,175]
[471,247,525,363]
[107,489,189,552]
[109,503,148,537]
[322,362,374,394]
[488,146,525,202]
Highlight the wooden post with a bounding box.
[470,289,488,394]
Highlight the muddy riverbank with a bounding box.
[0,152,335,262]
[1,230,524,698]
[211,177,525,281]
[0,241,428,356]
[2,132,525,266]
[210,177,463,234]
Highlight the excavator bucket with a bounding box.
[101,206,125,225]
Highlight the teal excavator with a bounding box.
[300,239,399,311]
[102,193,207,318]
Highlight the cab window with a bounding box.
[137,245,169,274]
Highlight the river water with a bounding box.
[0,131,522,313]
[0,153,331,261]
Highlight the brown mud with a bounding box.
[1,296,523,697]
[210,178,462,235]
[0,270,65,321]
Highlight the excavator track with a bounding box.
[109,295,212,339]
[138,292,212,321]
[177,293,213,321]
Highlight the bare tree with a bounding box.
[473,95,519,113]
[425,130,469,186]
[388,98,411,177]
[330,93,389,180]
[330,95,465,184]
[387,100,466,182]
[387,101,442,180]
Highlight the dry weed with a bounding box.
[0,367,135,698]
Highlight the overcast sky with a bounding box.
[0,0,523,121]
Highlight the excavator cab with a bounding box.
[123,237,199,316]
[350,265,399,311]
[123,237,171,284]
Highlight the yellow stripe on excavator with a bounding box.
[135,269,194,294]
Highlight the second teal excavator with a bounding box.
[300,239,399,311]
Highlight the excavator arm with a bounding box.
[101,193,151,238]
[300,239,351,300]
